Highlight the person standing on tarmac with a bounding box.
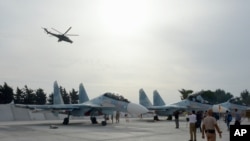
[225,110,232,130]
[174,111,179,128]
[111,114,114,123]
[125,113,129,122]
[234,108,241,126]
[196,111,202,132]
[115,111,120,123]
[202,109,222,141]
[188,110,197,141]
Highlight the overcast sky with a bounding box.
[1,0,250,104]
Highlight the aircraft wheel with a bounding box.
[101,121,107,126]
[154,115,159,121]
[63,117,69,125]
[167,115,172,120]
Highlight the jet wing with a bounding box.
[15,103,116,114]
[15,104,78,111]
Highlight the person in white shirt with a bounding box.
[234,108,241,125]
[188,110,197,141]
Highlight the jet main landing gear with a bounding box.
[63,114,70,125]
[101,121,107,126]
[63,117,69,125]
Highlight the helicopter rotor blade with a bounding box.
[51,28,63,34]
[64,27,72,35]
[65,34,79,36]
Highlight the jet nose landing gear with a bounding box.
[101,121,107,126]
[63,117,69,125]
[90,117,98,124]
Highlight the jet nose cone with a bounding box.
[127,103,148,115]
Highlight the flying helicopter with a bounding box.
[42,27,78,43]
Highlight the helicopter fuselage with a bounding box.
[48,32,73,43]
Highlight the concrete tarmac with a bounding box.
[1,117,249,141]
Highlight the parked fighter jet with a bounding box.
[213,98,249,113]
[139,89,186,117]
[139,89,223,120]
[15,81,148,125]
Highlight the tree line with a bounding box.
[179,88,250,105]
[0,82,79,104]
[0,82,250,105]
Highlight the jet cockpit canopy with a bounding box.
[103,92,130,103]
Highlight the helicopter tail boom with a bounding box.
[42,28,49,34]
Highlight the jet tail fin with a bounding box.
[79,83,89,103]
[53,81,64,105]
[153,90,166,106]
[139,89,152,108]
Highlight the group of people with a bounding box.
[110,111,130,123]
[174,110,203,137]
[224,108,242,129]
[173,108,242,141]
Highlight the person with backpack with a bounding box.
[196,111,202,132]
[225,110,232,130]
